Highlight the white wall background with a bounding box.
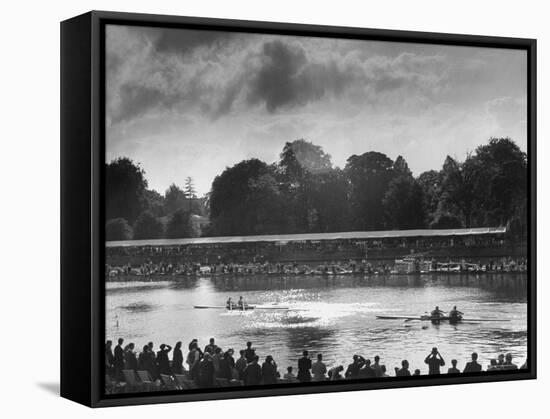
[0,0,547,416]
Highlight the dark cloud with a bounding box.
[106,29,459,124]
[247,41,353,112]
[244,41,438,113]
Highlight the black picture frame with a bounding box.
[61,10,537,408]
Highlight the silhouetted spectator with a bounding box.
[396,360,411,376]
[243,355,262,386]
[198,353,215,388]
[114,338,125,380]
[222,348,236,380]
[487,359,499,371]
[244,341,256,363]
[372,355,383,377]
[236,349,248,380]
[359,359,377,378]
[328,365,344,380]
[262,355,279,384]
[284,366,298,382]
[172,341,184,374]
[297,350,312,382]
[501,353,518,370]
[187,342,201,381]
[463,352,482,373]
[105,340,114,376]
[157,343,172,376]
[424,347,445,374]
[204,338,218,354]
[345,355,365,379]
[139,345,156,379]
[447,359,460,374]
[312,353,327,381]
[124,343,138,371]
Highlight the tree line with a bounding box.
[105,137,527,241]
[105,160,205,241]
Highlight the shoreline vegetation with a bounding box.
[105,337,527,395]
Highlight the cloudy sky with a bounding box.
[106,24,527,196]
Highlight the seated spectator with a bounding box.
[463,352,482,373]
[501,353,518,370]
[447,359,460,374]
[396,360,411,377]
[487,359,499,371]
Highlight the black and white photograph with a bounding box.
[103,22,530,395]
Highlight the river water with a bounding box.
[106,273,528,374]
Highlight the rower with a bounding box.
[449,306,464,323]
[226,297,234,310]
[238,296,245,310]
[431,306,445,319]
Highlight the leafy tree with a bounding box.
[279,139,332,180]
[105,158,147,224]
[105,218,133,241]
[133,211,164,239]
[383,160,425,230]
[438,155,476,227]
[210,159,284,236]
[143,189,166,218]
[278,140,333,232]
[184,177,197,198]
[309,169,350,232]
[393,155,412,177]
[164,183,187,214]
[165,209,197,239]
[417,170,442,225]
[345,151,394,230]
[465,138,527,228]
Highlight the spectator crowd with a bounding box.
[105,337,527,394]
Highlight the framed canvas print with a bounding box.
[60,10,536,407]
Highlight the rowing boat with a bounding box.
[194,304,290,311]
[376,315,508,322]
